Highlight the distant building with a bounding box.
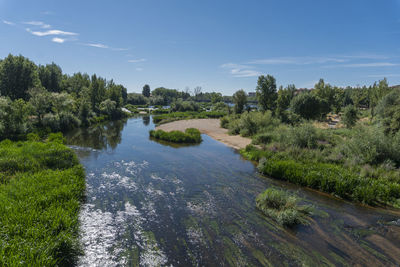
[248,92,256,97]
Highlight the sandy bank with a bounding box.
[155,119,251,150]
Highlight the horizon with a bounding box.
[1,0,400,94]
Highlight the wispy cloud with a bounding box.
[248,56,347,65]
[2,20,15,26]
[27,28,78,37]
[23,21,51,29]
[333,62,399,68]
[112,47,129,51]
[52,37,65,43]
[84,43,109,49]
[128,58,147,63]
[220,63,261,78]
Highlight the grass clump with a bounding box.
[0,138,85,266]
[256,188,313,227]
[149,128,202,143]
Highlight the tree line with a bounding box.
[0,54,128,139]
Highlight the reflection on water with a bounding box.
[142,116,150,126]
[66,117,400,266]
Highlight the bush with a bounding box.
[252,133,273,145]
[285,124,319,149]
[152,111,226,125]
[290,93,328,120]
[256,188,313,226]
[149,128,202,143]
[224,111,280,137]
[342,105,358,128]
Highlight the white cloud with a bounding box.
[23,21,51,29]
[84,43,109,49]
[128,58,147,63]
[2,20,15,26]
[52,37,65,43]
[27,28,78,37]
[336,62,399,68]
[220,63,261,78]
[112,47,129,51]
[248,56,347,65]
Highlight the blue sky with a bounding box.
[1,0,399,95]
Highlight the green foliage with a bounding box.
[171,99,199,112]
[284,124,319,149]
[256,188,313,226]
[276,84,296,121]
[149,128,202,143]
[152,111,226,125]
[38,63,62,92]
[290,92,328,120]
[127,93,149,105]
[0,54,41,100]
[0,97,31,140]
[256,75,277,112]
[375,88,400,134]
[342,105,358,128]
[255,155,400,206]
[339,126,400,166]
[142,84,151,97]
[252,132,273,145]
[0,139,85,266]
[223,111,280,137]
[232,89,247,114]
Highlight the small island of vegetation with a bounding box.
[150,128,202,143]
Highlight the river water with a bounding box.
[65,117,400,266]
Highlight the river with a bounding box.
[65,116,400,266]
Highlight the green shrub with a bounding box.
[152,111,226,125]
[342,105,358,128]
[256,188,313,226]
[149,128,202,143]
[252,132,273,145]
[285,124,319,149]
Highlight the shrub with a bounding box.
[342,105,358,128]
[149,128,202,143]
[252,132,273,145]
[285,124,319,149]
[290,93,328,120]
[256,188,313,226]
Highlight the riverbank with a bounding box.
[156,119,251,150]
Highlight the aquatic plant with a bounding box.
[256,188,313,226]
[149,128,202,143]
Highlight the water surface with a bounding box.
[65,117,400,266]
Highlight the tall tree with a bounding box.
[256,75,277,112]
[232,89,247,114]
[142,84,150,97]
[38,63,62,92]
[0,54,40,100]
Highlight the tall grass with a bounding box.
[0,138,85,266]
[256,188,313,227]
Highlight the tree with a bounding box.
[276,84,296,118]
[256,75,277,112]
[142,84,150,97]
[290,92,327,120]
[89,74,106,112]
[0,54,40,100]
[211,92,223,104]
[342,105,358,128]
[369,78,390,117]
[38,63,62,92]
[0,97,31,139]
[28,87,51,125]
[232,89,247,114]
[194,86,202,96]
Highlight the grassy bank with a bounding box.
[152,111,226,125]
[149,128,202,143]
[0,134,85,266]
